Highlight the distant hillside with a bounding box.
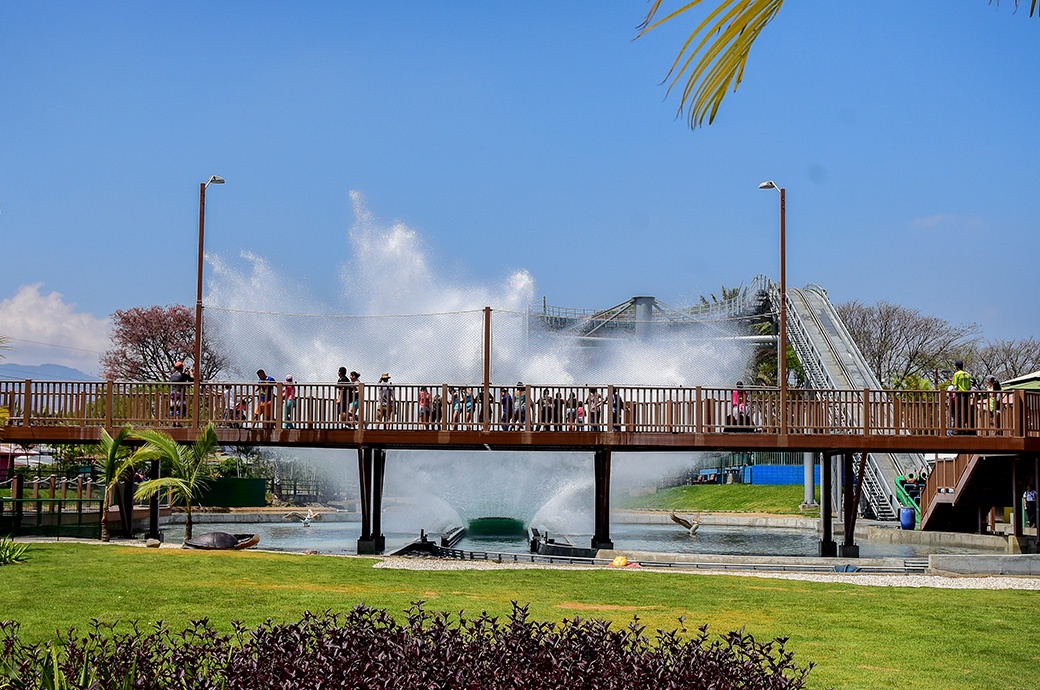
[0,363,100,381]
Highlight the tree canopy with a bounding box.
[101,305,229,382]
[836,299,979,388]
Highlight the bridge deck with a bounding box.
[3,380,1038,454]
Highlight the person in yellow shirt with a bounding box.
[951,360,974,434]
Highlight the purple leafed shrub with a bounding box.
[1,603,813,689]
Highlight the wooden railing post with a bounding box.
[23,379,32,426]
[939,390,948,437]
[106,380,115,428]
[695,387,702,434]
[1014,389,1024,437]
[357,383,366,429]
[862,389,870,436]
[275,382,284,429]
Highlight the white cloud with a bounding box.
[0,284,110,374]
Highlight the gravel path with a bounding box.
[372,556,1040,590]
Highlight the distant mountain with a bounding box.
[0,363,100,381]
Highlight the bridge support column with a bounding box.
[838,453,859,558]
[357,447,386,554]
[591,449,613,550]
[819,452,837,557]
[802,452,817,507]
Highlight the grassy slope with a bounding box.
[3,544,1037,690]
[620,484,813,514]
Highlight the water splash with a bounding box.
[204,191,752,535]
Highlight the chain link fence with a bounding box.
[205,305,761,391]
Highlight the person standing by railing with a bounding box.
[418,386,431,428]
[586,387,604,431]
[254,369,275,428]
[282,375,295,429]
[169,361,193,425]
[377,373,395,428]
[983,375,1002,433]
[731,381,750,427]
[347,371,361,424]
[499,387,514,431]
[951,360,974,434]
[611,388,625,431]
[514,383,527,428]
[336,367,350,425]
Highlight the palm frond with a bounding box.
[989,0,1040,16]
[642,1,1036,130]
[97,425,134,485]
[639,0,784,128]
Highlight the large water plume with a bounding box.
[205,192,755,537]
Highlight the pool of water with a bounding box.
[161,520,998,559]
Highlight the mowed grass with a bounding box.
[4,544,1039,690]
[621,483,813,514]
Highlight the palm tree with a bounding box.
[95,426,135,542]
[132,424,220,542]
[698,284,742,307]
[638,0,1037,129]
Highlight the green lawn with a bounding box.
[3,543,1038,689]
[621,483,814,514]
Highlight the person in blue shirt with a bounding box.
[254,369,275,427]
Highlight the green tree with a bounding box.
[94,426,135,542]
[132,424,220,542]
[698,284,741,307]
[836,300,978,388]
[638,0,1037,129]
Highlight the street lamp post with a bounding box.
[758,180,786,434]
[193,175,224,428]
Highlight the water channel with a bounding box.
[161,519,999,560]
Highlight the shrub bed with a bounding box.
[1,602,812,689]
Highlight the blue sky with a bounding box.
[1,2,1038,373]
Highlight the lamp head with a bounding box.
[758,180,778,191]
[206,175,225,187]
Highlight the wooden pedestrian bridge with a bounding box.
[3,379,1039,554]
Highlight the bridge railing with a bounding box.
[1,380,1037,438]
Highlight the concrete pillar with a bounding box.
[803,452,817,506]
[633,297,655,340]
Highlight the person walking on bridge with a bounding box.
[377,373,395,427]
[951,360,974,434]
